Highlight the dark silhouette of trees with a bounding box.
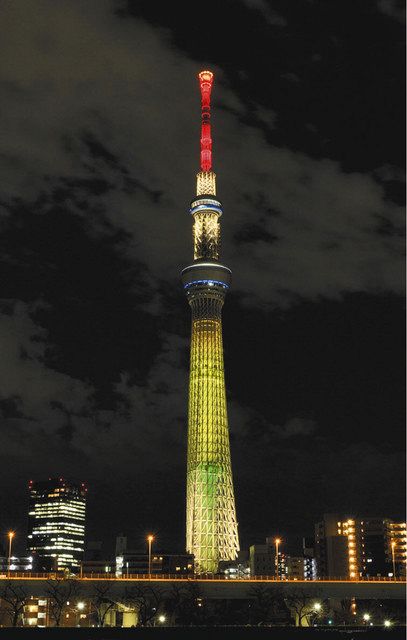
[284,587,324,627]
[123,584,163,626]
[89,581,117,627]
[46,577,81,627]
[0,582,28,627]
[247,584,288,625]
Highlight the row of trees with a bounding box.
[0,580,397,627]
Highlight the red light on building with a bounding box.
[198,70,214,172]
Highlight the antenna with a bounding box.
[198,70,214,172]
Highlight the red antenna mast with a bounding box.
[198,70,214,172]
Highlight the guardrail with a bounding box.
[0,572,405,582]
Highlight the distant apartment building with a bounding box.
[114,536,194,576]
[0,555,33,573]
[285,556,304,580]
[23,597,48,627]
[303,537,317,580]
[315,513,406,578]
[219,551,251,578]
[27,478,87,572]
[249,537,286,578]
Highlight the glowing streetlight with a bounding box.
[313,602,322,612]
[384,620,392,627]
[274,538,281,580]
[391,541,396,580]
[7,532,15,578]
[363,613,371,622]
[158,615,166,623]
[77,602,85,611]
[147,535,154,578]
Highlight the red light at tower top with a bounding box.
[198,70,214,172]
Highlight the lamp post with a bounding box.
[147,535,154,578]
[391,541,396,580]
[274,538,281,580]
[7,531,15,578]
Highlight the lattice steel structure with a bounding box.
[181,71,239,574]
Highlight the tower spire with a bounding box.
[181,70,239,574]
[196,71,217,196]
[198,70,213,172]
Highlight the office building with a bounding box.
[27,478,86,571]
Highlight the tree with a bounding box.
[46,577,81,626]
[89,581,117,627]
[248,585,288,626]
[284,587,324,627]
[0,582,28,627]
[123,584,163,627]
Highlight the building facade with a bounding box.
[27,478,86,572]
[249,538,286,578]
[303,537,317,581]
[0,555,33,573]
[315,513,406,578]
[285,556,305,580]
[182,71,239,573]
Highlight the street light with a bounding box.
[158,615,166,624]
[313,602,322,612]
[384,620,392,627]
[274,538,281,580]
[7,531,15,578]
[391,541,396,580]
[363,613,371,623]
[77,602,85,611]
[147,535,154,578]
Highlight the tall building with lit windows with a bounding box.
[182,71,239,573]
[27,478,87,572]
[315,513,406,579]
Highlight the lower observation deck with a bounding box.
[181,261,232,291]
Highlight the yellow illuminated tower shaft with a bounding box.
[181,71,239,573]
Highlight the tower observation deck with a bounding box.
[181,71,239,574]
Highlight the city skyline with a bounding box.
[0,0,404,559]
[1,476,405,571]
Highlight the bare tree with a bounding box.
[170,582,206,625]
[164,584,184,625]
[248,584,288,625]
[89,581,117,627]
[124,584,163,627]
[46,577,81,626]
[284,587,324,627]
[0,582,28,627]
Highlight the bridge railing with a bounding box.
[0,572,404,582]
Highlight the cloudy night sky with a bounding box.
[0,0,405,556]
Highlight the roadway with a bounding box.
[0,575,405,600]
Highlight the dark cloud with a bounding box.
[377,0,406,23]
[0,0,404,553]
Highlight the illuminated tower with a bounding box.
[182,71,239,573]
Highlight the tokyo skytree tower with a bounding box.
[181,71,239,573]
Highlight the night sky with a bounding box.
[0,1,405,557]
